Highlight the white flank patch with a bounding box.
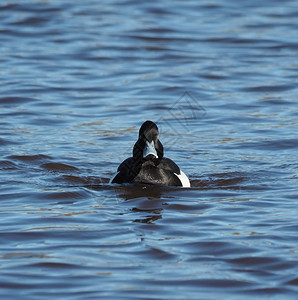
[175,170,191,188]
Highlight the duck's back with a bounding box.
[134,162,182,186]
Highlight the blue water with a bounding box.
[1,1,298,299]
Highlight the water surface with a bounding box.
[0,1,298,299]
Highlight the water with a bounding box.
[1,0,298,299]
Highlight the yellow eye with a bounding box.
[157,135,159,140]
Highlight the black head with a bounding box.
[133,120,164,165]
[138,120,158,142]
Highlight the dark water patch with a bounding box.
[242,84,295,93]
[229,256,286,269]
[0,2,63,13]
[268,42,298,51]
[244,287,293,297]
[208,172,247,189]
[126,34,194,44]
[286,278,298,286]
[40,189,92,201]
[190,179,212,189]
[0,137,18,146]
[41,163,79,173]
[8,154,52,164]
[30,261,81,270]
[59,175,96,186]
[0,97,36,107]
[284,192,298,201]
[166,202,211,212]
[190,172,249,191]
[0,160,18,170]
[0,281,33,290]
[200,73,228,80]
[0,3,17,11]
[259,98,294,106]
[10,17,51,27]
[205,37,275,46]
[276,224,298,234]
[236,138,298,151]
[192,278,252,289]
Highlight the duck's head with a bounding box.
[133,120,163,164]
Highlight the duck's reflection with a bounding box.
[90,183,180,224]
[112,183,170,200]
[133,214,162,224]
[113,184,168,224]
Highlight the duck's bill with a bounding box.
[143,140,158,159]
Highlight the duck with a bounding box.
[110,120,190,187]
